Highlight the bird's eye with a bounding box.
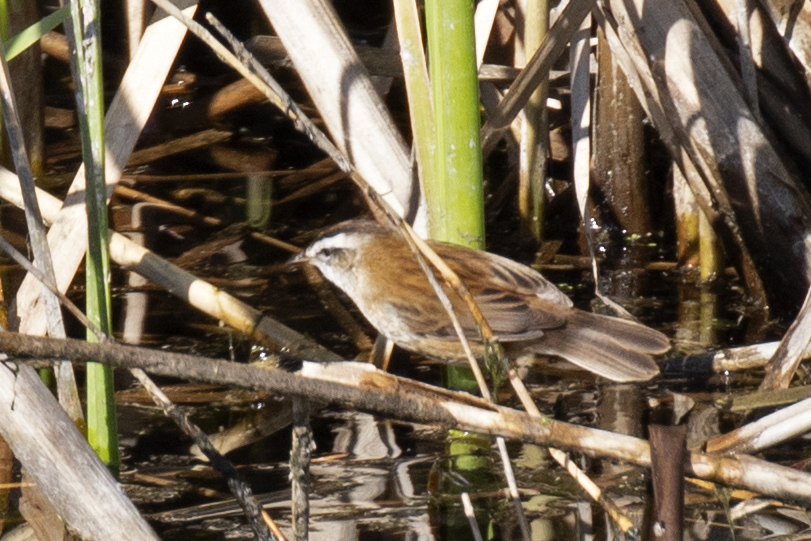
[317,247,343,259]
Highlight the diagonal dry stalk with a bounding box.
[480,0,596,154]
[0,169,340,362]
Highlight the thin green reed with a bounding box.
[4,4,69,60]
[66,0,118,470]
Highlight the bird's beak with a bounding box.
[289,251,308,265]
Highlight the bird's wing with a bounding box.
[410,279,566,342]
[370,234,571,341]
[470,286,565,337]
[416,241,569,338]
[390,279,559,342]
[431,241,574,307]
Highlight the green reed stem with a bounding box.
[66,0,118,470]
[425,0,484,391]
[424,0,484,248]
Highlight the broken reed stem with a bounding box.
[761,284,811,390]
[706,392,811,454]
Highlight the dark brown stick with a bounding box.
[649,425,686,541]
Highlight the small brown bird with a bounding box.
[301,220,670,382]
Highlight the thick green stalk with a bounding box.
[422,24,526,536]
[424,0,484,248]
[425,0,484,392]
[66,0,118,469]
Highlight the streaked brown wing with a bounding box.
[472,287,565,336]
[431,241,574,307]
[402,279,565,343]
[368,229,570,341]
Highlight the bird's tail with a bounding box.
[528,311,670,382]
